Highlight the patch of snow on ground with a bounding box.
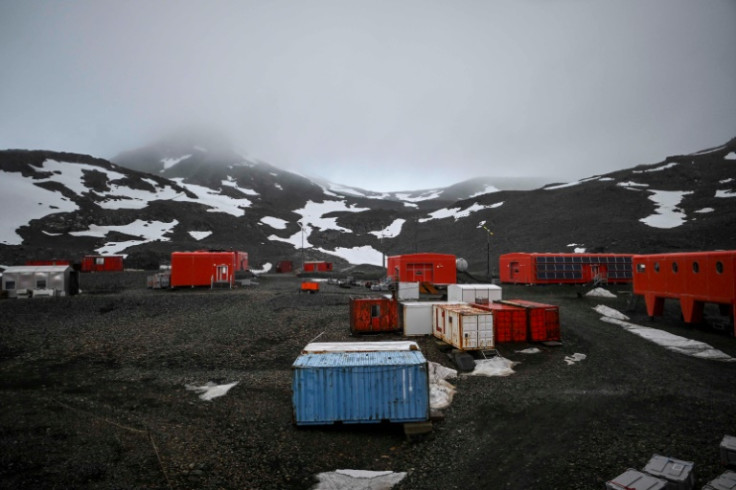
[185,381,239,401]
[720,178,734,184]
[466,356,517,377]
[429,361,457,410]
[161,154,191,170]
[469,185,500,198]
[593,304,629,320]
[574,247,586,253]
[716,189,736,198]
[317,245,383,266]
[188,231,212,240]
[419,202,503,223]
[639,190,693,228]
[564,353,587,365]
[586,288,617,298]
[71,219,178,255]
[250,262,272,274]
[725,152,736,160]
[171,179,252,217]
[600,317,735,361]
[516,347,541,354]
[221,177,259,195]
[38,159,127,195]
[0,170,79,245]
[394,190,442,202]
[312,470,407,490]
[617,181,649,189]
[324,182,368,197]
[260,216,289,230]
[275,183,283,191]
[633,162,678,173]
[369,219,406,238]
[695,207,715,214]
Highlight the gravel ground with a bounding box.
[2,271,736,489]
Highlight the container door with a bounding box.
[509,262,521,281]
[216,264,229,282]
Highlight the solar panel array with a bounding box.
[534,255,632,281]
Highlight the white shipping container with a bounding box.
[397,282,420,301]
[447,284,502,304]
[432,304,494,351]
[401,301,465,336]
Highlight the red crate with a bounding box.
[503,299,561,342]
[473,303,527,343]
[349,297,399,334]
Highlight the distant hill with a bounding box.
[1,133,734,277]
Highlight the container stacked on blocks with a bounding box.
[291,342,429,426]
[432,304,494,351]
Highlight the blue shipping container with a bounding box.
[292,350,429,426]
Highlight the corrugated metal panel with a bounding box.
[432,304,494,350]
[292,350,429,425]
[447,284,503,304]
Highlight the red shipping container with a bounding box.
[386,253,457,285]
[80,255,124,272]
[170,250,248,288]
[26,259,72,266]
[502,299,561,342]
[303,261,332,272]
[350,297,399,334]
[473,303,527,343]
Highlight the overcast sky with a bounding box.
[1,1,735,192]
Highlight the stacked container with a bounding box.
[473,303,528,343]
[432,304,494,350]
[447,284,502,304]
[292,342,429,426]
[503,299,561,342]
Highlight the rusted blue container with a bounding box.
[292,349,429,426]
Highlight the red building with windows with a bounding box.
[386,253,457,285]
[80,255,124,272]
[499,253,633,285]
[632,251,736,335]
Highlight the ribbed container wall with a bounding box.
[292,351,429,426]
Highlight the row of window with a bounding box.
[636,261,725,274]
[535,256,632,264]
[3,280,47,289]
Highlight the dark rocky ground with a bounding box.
[2,271,736,489]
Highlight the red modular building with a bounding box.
[386,253,457,285]
[170,250,248,288]
[26,259,72,266]
[80,255,124,272]
[276,261,293,273]
[303,261,332,273]
[632,251,736,335]
[349,297,399,334]
[499,253,633,285]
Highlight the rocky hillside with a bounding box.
[1,134,734,276]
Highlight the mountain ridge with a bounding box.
[1,135,734,276]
